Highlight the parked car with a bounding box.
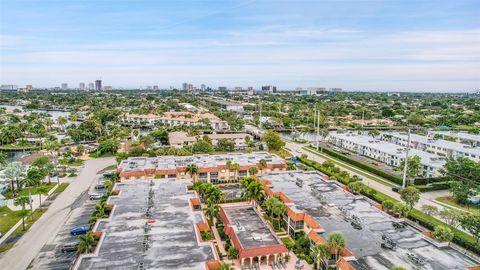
[94,184,106,190]
[89,193,102,200]
[70,226,90,235]
[61,242,78,253]
[392,186,402,193]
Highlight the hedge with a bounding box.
[308,146,403,185]
[413,181,451,192]
[414,177,450,185]
[299,157,480,255]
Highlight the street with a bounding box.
[0,157,115,270]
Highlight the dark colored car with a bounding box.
[94,184,106,190]
[70,226,90,235]
[61,242,78,253]
[392,186,402,193]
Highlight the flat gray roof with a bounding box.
[119,152,284,173]
[223,205,281,249]
[76,179,215,270]
[261,171,478,270]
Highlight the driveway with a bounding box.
[0,157,115,270]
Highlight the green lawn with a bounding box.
[53,183,69,193]
[270,149,292,159]
[0,206,22,235]
[436,196,480,215]
[13,208,46,233]
[89,152,115,158]
[3,183,57,199]
[58,158,84,166]
[102,165,117,171]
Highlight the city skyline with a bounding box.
[1,0,479,91]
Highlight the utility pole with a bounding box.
[259,101,262,129]
[402,129,411,189]
[362,110,365,131]
[313,105,316,130]
[316,110,320,151]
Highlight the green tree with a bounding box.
[37,184,49,207]
[286,161,296,170]
[438,208,461,228]
[390,266,406,270]
[0,151,7,168]
[218,262,234,270]
[248,166,258,176]
[328,231,346,262]
[347,181,364,194]
[18,209,30,231]
[227,246,238,259]
[311,244,330,270]
[192,139,213,153]
[258,158,267,175]
[205,199,220,225]
[459,214,480,244]
[32,155,54,184]
[98,138,120,155]
[394,203,410,219]
[432,225,454,242]
[262,130,285,151]
[232,163,240,180]
[399,155,422,179]
[186,163,199,182]
[421,205,439,216]
[443,157,480,205]
[77,232,96,255]
[271,198,286,230]
[14,196,30,231]
[382,200,395,212]
[399,186,420,210]
[244,180,264,206]
[3,162,26,197]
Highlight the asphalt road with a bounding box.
[285,140,455,214]
[0,157,115,270]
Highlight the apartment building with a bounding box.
[382,132,480,162]
[429,131,480,147]
[122,111,229,130]
[329,132,445,177]
[117,152,286,182]
[168,131,251,149]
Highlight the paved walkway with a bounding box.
[211,225,226,255]
[0,157,115,270]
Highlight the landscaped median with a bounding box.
[298,156,480,256]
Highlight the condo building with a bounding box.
[168,131,252,149]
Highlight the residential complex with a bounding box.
[117,152,286,182]
[328,132,445,177]
[74,179,217,269]
[122,111,229,130]
[219,204,288,267]
[168,131,251,149]
[382,132,480,162]
[429,131,480,146]
[260,171,479,270]
[210,99,244,112]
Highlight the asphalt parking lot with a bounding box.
[29,177,108,270]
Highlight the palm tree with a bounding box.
[271,198,286,230]
[3,162,25,197]
[185,163,199,182]
[245,181,264,207]
[232,163,240,180]
[258,159,267,175]
[21,171,42,220]
[0,151,7,168]
[37,184,49,207]
[248,166,258,176]
[311,244,331,270]
[328,231,347,262]
[218,262,234,270]
[205,199,220,225]
[14,196,30,231]
[77,232,96,255]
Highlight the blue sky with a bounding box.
[0,0,479,91]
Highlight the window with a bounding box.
[168,174,176,178]
[239,170,247,177]
[199,172,207,179]
[210,172,218,179]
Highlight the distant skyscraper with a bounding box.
[88,83,94,90]
[61,83,68,90]
[201,84,206,91]
[218,86,227,91]
[182,82,193,92]
[261,85,276,93]
[79,82,85,90]
[95,80,102,91]
[153,85,159,90]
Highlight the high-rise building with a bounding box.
[79,82,85,90]
[26,85,33,91]
[61,83,68,90]
[88,83,94,90]
[182,83,194,92]
[201,84,206,91]
[217,86,227,91]
[153,85,159,90]
[95,80,102,91]
[261,85,276,93]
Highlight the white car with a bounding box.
[89,193,102,200]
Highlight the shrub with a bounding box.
[433,225,454,242]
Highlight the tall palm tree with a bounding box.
[245,181,264,207]
[311,244,331,270]
[271,198,286,230]
[37,184,49,207]
[77,232,96,255]
[21,171,41,220]
[258,159,267,175]
[232,163,240,180]
[205,200,220,225]
[328,231,347,262]
[185,163,199,182]
[3,162,25,197]
[14,196,30,231]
